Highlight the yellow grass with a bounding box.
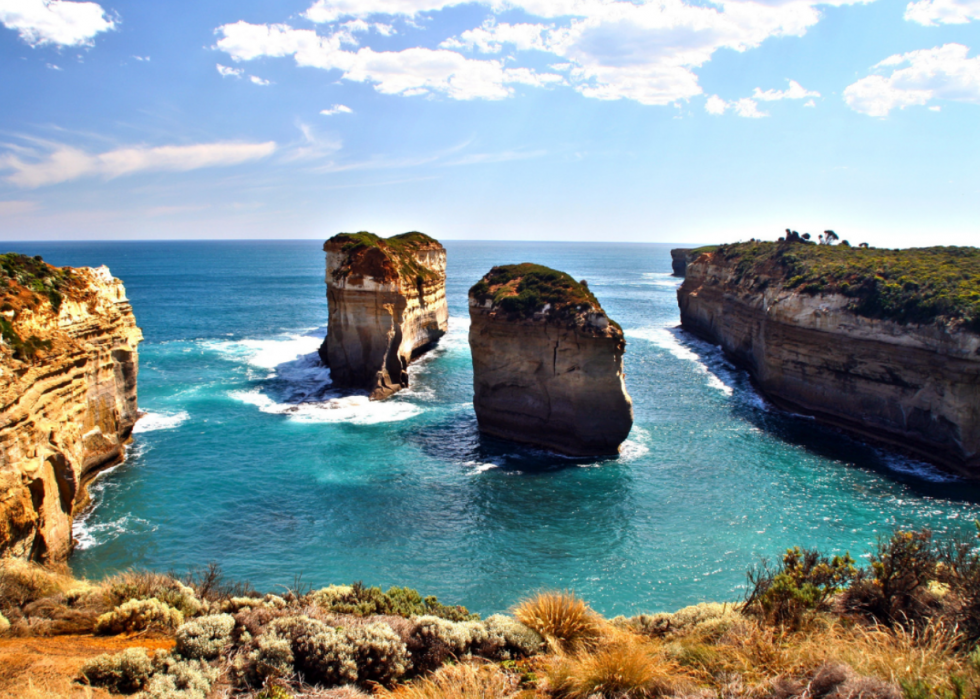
[514,592,603,653]
[382,663,518,699]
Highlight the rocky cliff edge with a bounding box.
[0,254,142,562]
[678,242,980,477]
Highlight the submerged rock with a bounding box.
[0,255,142,562]
[319,232,448,400]
[468,263,633,456]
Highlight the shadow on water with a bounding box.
[672,328,980,505]
[408,410,622,475]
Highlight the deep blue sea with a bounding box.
[16,240,980,617]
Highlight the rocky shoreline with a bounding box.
[677,242,980,478]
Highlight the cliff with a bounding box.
[671,246,717,277]
[0,254,142,562]
[677,242,980,477]
[319,232,448,400]
[468,264,633,456]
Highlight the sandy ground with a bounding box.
[0,634,175,699]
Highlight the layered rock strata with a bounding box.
[319,232,448,400]
[678,246,980,477]
[468,264,633,456]
[0,256,142,562]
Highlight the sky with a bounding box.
[0,0,978,245]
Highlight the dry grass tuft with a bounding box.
[544,632,686,699]
[514,592,603,653]
[0,559,87,612]
[382,662,519,698]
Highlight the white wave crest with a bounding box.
[206,331,325,371]
[74,514,155,550]
[228,389,422,425]
[464,461,500,474]
[134,411,190,433]
[627,326,734,396]
[618,426,651,461]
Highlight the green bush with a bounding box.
[140,654,219,699]
[309,582,477,621]
[746,547,856,627]
[104,572,203,617]
[468,263,605,323]
[483,614,545,658]
[345,622,410,685]
[80,647,154,693]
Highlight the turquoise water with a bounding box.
[18,240,980,618]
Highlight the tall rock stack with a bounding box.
[468,263,633,456]
[319,232,449,400]
[0,255,142,562]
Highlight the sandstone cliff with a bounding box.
[468,264,633,456]
[0,254,142,562]
[319,232,448,400]
[678,243,980,477]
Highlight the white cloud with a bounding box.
[844,43,980,116]
[249,75,271,85]
[133,55,150,61]
[0,0,115,47]
[905,0,980,25]
[705,94,728,114]
[217,63,244,77]
[217,0,872,106]
[753,79,820,101]
[46,62,62,70]
[803,98,816,107]
[321,104,354,115]
[704,94,769,117]
[1,141,277,188]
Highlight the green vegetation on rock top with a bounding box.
[0,253,73,363]
[328,231,442,283]
[711,241,980,332]
[469,263,620,329]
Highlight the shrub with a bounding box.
[140,655,220,699]
[843,530,939,625]
[407,615,488,673]
[381,662,518,699]
[482,614,545,658]
[95,598,184,634]
[616,603,745,641]
[175,613,235,660]
[219,594,286,614]
[0,611,9,634]
[346,621,410,685]
[0,559,81,613]
[104,571,202,617]
[514,592,603,653]
[936,522,980,643]
[309,582,477,621]
[248,632,295,682]
[746,547,856,627]
[79,647,155,693]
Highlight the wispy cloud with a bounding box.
[1,140,277,188]
[321,104,353,116]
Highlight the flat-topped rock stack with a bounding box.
[468,263,633,456]
[0,254,142,562]
[319,232,448,400]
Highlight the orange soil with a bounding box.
[0,634,174,699]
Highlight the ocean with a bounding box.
[16,240,980,618]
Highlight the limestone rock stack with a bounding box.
[468,264,633,456]
[319,232,448,400]
[0,255,142,562]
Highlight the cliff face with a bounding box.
[319,232,448,400]
[671,249,692,277]
[468,264,633,456]
[0,258,142,562]
[678,251,980,477]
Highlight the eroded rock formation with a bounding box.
[319,232,448,400]
[671,249,693,277]
[468,264,633,456]
[0,255,142,562]
[678,245,980,477]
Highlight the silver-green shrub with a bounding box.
[0,610,9,634]
[483,614,545,658]
[140,655,219,699]
[309,585,353,610]
[294,625,358,686]
[413,615,488,655]
[345,622,409,685]
[95,598,184,634]
[80,647,154,693]
[219,594,287,614]
[175,613,235,660]
[616,602,745,641]
[245,632,295,683]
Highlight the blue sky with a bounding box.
[0,0,977,244]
